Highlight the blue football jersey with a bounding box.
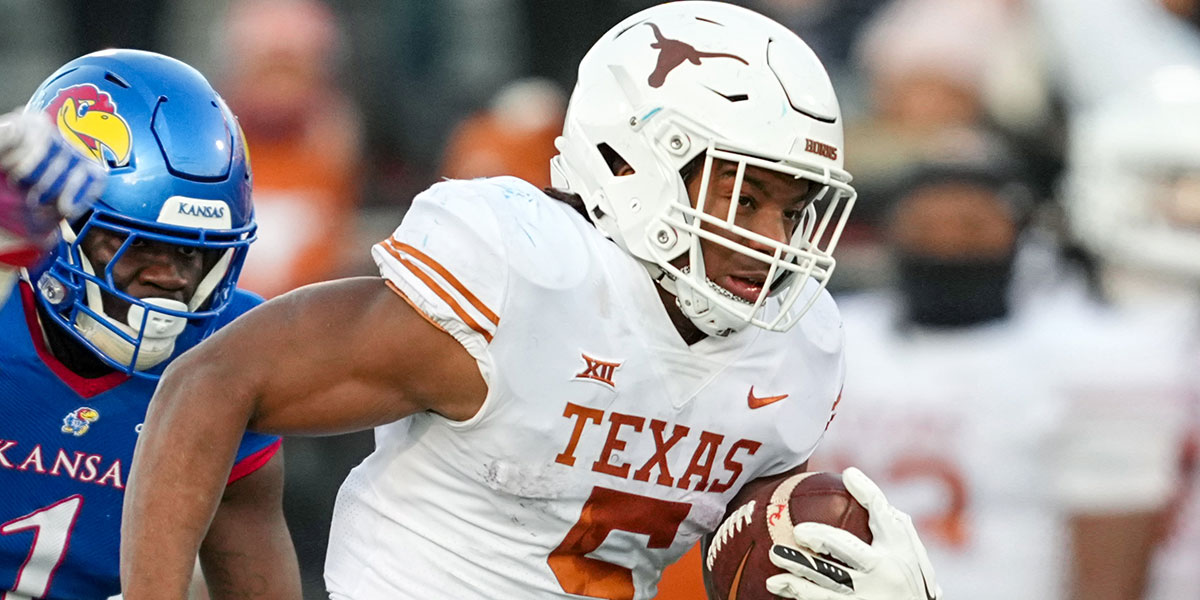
[0,282,281,600]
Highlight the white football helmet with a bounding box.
[1064,66,1200,294]
[551,1,855,336]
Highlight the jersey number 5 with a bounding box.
[549,486,691,600]
[1,495,84,600]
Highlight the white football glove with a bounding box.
[0,109,105,268]
[765,467,942,600]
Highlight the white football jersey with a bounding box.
[817,289,1194,600]
[324,177,845,599]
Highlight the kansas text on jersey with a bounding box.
[0,283,281,600]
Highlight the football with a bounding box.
[703,471,872,600]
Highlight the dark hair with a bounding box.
[678,153,706,184]
[542,187,590,219]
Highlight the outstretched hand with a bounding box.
[765,467,942,600]
[0,109,104,268]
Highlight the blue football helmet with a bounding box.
[26,49,255,377]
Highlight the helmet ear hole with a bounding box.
[597,143,635,176]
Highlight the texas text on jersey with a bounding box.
[325,177,844,599]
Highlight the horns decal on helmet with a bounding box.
[645,22,748,88]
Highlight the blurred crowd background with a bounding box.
[4,0,1199,597]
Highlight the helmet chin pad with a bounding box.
[76,297,187,370]
[672,265,745,338]
[55,218,238,373]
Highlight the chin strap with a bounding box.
[65,225,189,371]
[187,249,232,311]
[646,260,749,338]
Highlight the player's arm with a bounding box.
[121,276,486,599]
[197,452,300,600]
[1065,436,1193,600]
[1068,511,1163,600]
[1057,390,1191,600]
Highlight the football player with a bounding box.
[0,50,299,599]
[1029,0,1200,591]
[1061,74,1200,600]
[818,132,1193,600]
[122,3,938,599]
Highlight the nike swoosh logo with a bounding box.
[726,542,754,600]
[748,386,788,409]
[922,573,938,600]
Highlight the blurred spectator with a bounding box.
[846,0,1045,185]
[216,0,366,299]
[439,78,566,188]
[855,0,1014,130]
[1060,74,1200,600]
[815,136,1193,600]
[829,0,1055,292]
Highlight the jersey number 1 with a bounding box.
[1,495,84,599]
[549,486,691,600]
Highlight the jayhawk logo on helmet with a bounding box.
[45,84,132,168]
[62,407,100,436]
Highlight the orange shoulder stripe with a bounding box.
[383,280,450,335]
[376,241,495,343]
[389,237,500,327]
